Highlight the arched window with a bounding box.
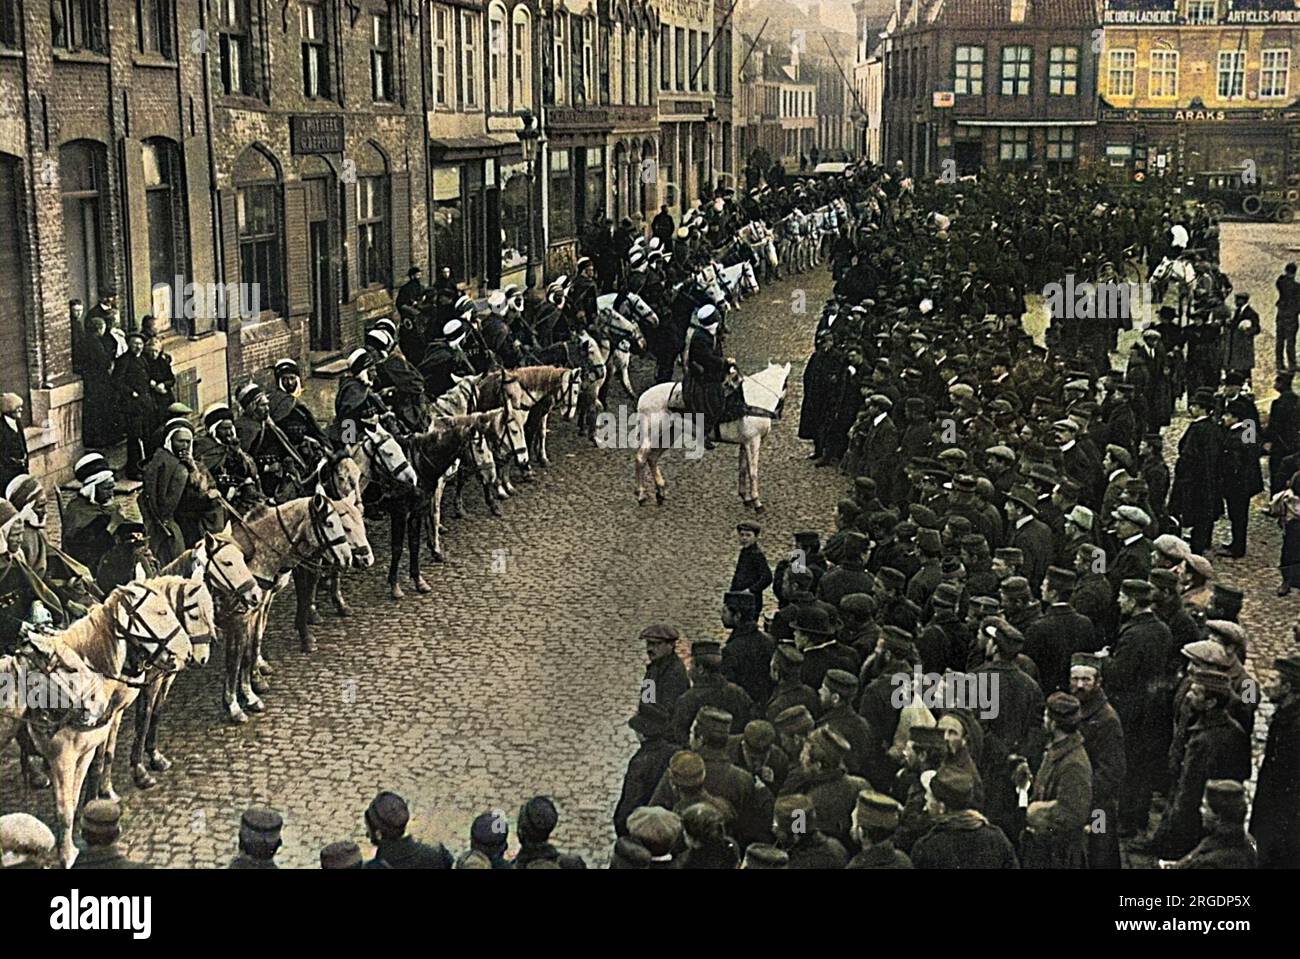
[60,140,110,308]
[354,142,390,288]
[233,145,284,318]
[511,5,532,110]
[488,2,508,112]
[142,137,189,332]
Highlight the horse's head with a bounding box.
[324,487,373,569]
[307,487,356,569]
[168,578,217,668]
[364,424,419,488]
[195,533,262,610]
[498,400,531,469]
[559,368,583,421]
[113,581,193,677]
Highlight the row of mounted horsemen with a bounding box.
[0,197,821,865]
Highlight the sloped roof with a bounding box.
[934,0,1101,26]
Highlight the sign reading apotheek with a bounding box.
[291,115,345,155]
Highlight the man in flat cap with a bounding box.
[847,789,911,869]
[71,799,149,869]
[720,590,775,705]
[228,806,284,869]
[511,796,586,868]
[1145,666,1251,859]
[910,766,1019,869]
[1014,692,1093,869]
[1106,578,1175,838]
[618,806,681,869]
[1252,651,1300,867]
[1107,506,1153,594]
[772,793,848,868]
[639,624,689,714]
[858,626,919,747]
[364,790,453,869]
[731,520,773,605]
[1069,652,1126,869]
[860,393,901,504]
[767,646,818,723]
[1164,780,1255,869]
[671,639,753,743]
[614,703,680,837]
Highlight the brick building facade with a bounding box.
[0,0,227,481]
[882,0,1102,177]
[210,0,427,391]
[1098,0,1300,192]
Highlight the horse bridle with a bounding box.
[117,583,186,678]
[202,540,260,609]
[273,496,349,566]
[169,580,213,646]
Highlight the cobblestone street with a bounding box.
[4,226,1298,870]
[0,269,842,868]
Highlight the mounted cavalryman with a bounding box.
[681,304,737,450]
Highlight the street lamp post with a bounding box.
[516,109,541,290]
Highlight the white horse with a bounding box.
[594,294,655,400]
[635,361,791,511]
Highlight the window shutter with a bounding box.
[389,170,411,286]
[283,182,310,317]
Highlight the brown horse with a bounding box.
[413,410,508,562]
[510,365,584,467]
[221,479,371,723]
[26,581,192,866]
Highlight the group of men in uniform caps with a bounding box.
[0,789,590,869]
[600,169,1300,869]
[607,504,1298,869]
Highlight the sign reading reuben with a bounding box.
[291,115,345,155]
